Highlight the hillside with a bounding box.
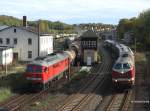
[0,15,75,34]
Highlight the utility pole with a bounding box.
[134,37,136,53]
[38,20,40,56]
[5,48,7,76]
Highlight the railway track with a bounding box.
[56,68,105,111]
[0,66,80,111]
[57,46,112,111]
[0,88,52,111]
[106,90,132,111]
[0,44,112,111]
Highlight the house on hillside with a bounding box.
[0,16,53,61]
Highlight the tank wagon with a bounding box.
[24,43,78,89]
[104,40,135,86]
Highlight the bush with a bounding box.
[0,87,12,102]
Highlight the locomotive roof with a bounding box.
[116,43,133,56]
[116,54,133,65]
[29,52,69,67]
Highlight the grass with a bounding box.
[135,52,148,79]
[24,93,59,111]
[0,62,27,103]
[0,73,28,103]
[0,87,12,102]
[22,68,90,111]
[70,70,89,82]
[0,63,26,77]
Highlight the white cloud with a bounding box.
[0,0,150,24]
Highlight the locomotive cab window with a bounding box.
[26,66,33,72]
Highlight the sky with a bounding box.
[0,0,150,25]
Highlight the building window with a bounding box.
[83,41,85,47]
[28,51,32,58]
[28,38,32,45]
[14,29,16,33]
[88,41,91,47]
[14,38,17,44]
[82,41,84,46]
[91,41,95,47]
[6,38,10,44]
[0,38,3,44]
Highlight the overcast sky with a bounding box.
[0,0,150,24]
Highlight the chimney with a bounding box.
[23,16,27,27]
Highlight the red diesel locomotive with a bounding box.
[103,40,135,86]
[112,44,135,86]
[112,52,135,86]
[24,50,76,88]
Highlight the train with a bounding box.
[104,40,135,86]
[24,42,79,89]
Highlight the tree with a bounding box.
[117,9,150,51]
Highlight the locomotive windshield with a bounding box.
[122,54,129,57]
[114,63,122,69]
[114,63,131,70]
[123,63,131,69]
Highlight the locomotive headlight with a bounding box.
[121,71,125,74]
[131,78,134,81]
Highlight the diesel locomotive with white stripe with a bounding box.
[24,42,79,89]
[104,40,135,86]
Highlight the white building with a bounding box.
[0,26,53,61]
[0,46,13,65]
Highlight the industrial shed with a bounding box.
[0,46,13,66]
[80,30,98,65]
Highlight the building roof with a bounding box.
[0,25,9,30]
[0,46,12,51]
[80,30,98,38]
[0,25,52,36]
